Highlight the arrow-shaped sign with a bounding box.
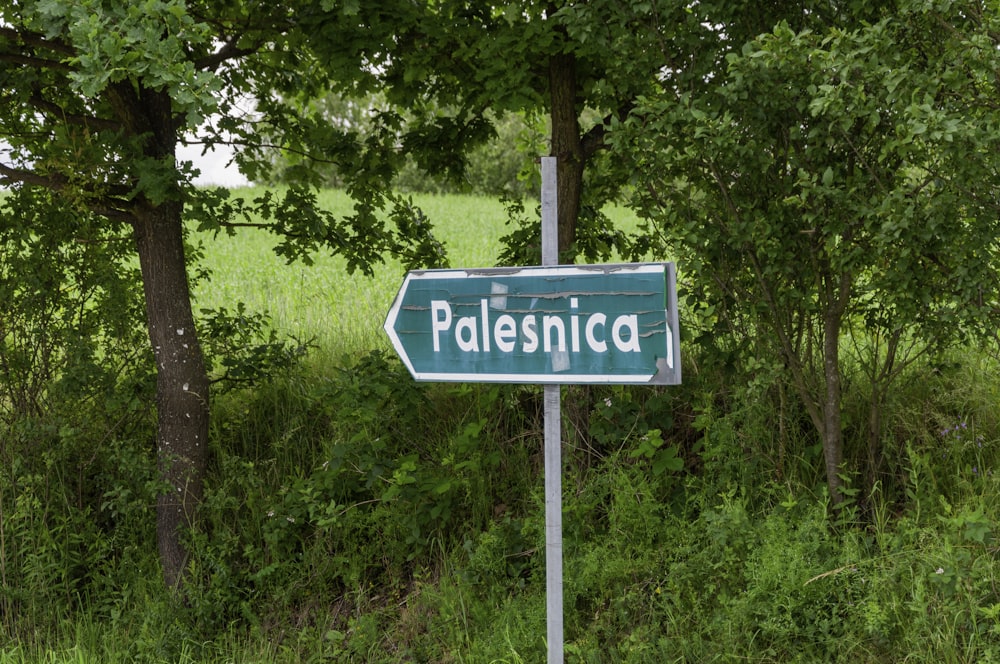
[383,262,680,385]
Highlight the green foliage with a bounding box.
[186,184,449,277]
[4,189,1000,662]
[0,187,148,427]
[497,195,632,267]
[614,1,1000,502]
[0,187,160,636]
[393,112,546,199]
[172,350,539,643]
[51,0,217,117]
[271,90,546,199]
[12,0,1000,660]
[3,0,494,593]
[197,303,310,392]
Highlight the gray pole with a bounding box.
[540,156,563,663]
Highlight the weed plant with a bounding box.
[3,191,1000,662]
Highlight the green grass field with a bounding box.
[192,188,642,358]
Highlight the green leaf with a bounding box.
[652,445,683,475]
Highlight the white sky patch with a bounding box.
[177,139,249,187]
[2,136,250,190]
[177,91,258,188]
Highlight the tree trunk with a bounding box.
[821,309,844,505]
[866,383,884,495]
[117,84,210,589]
[132,198,210,589]
[820,274,851,506]
[548,52,584,258]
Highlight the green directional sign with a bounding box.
[383,263,680,384]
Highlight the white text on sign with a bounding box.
[430,296,642,355]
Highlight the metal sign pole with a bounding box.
[540,156,563,663]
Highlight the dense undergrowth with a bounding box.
[3,191,1000,662]
[3,341,1000,662]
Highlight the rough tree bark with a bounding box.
[118,84,210,589]
[132,199,209,589]
[548,52,585,258]
[547,48,622,261]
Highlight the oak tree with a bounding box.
[0,0,448,588]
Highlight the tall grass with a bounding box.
[192,190,510,359]
[191,189,500,356]
[191,188,642,360]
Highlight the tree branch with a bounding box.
[0,52,72,72]
[0,26,75,75]
[28,94,122,132]
[0,162,134,223]
[0,161,68,190]
[216,220,272,229]
[194,38,261,71]
[0,26,75,57]
[581,101,635,160]
[182,136,342,167]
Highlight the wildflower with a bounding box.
[604,397,612,407]
[936,568,945,575]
